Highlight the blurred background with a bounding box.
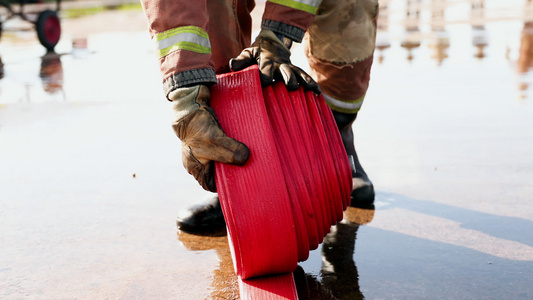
[1,0,533,102]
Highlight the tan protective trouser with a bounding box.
[207,0,378,113]
[305,0,379,113]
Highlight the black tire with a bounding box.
[36,10,61,52]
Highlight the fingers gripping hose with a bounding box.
[210,66,352,298]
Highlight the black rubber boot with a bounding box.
[176,195,227,236]
[332,110,375,207]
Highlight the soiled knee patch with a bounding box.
[307,0,378,64]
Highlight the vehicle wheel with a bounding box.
[36,10,61,52]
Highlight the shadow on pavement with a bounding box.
[377,192,533,248]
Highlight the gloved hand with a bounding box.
[170,85,250,192]
[230,29,321,94]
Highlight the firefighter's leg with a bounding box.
[332,110,375,207]
[304,0,379,207]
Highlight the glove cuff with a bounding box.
[169,85,210,122]
[163,68,217,99]
[255,29,292,52]
[261,19,305,43]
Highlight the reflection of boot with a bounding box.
[344,206,375,225]
[295,206,374,299]
[176,195,226,236]
[332,110,375,207]
[321,221,364,300]
[294,266,337,300]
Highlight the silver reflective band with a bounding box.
[291,0,322,7]
[156,32,211,51]
[323,93,364,111]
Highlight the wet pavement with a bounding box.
[1,1,533,299]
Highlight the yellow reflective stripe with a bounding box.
[268,0,321,14]
[155,26,211,58]
[158,42,211,58]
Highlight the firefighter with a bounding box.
[141,0,378,234]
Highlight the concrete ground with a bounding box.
[1,2,532,299]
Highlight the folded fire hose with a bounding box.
[210,65,352,298]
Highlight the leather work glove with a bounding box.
[230,29,321,94]
[170,85,250,192]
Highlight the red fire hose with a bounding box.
[211,65,351,298]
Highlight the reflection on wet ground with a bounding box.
[296,207,375,300]
[1,1,533,299]
[178,232,240,299]
[518,22,533,74]
[177,206,375,300]
[39,52,64,96]
[178,191,533,299]
[0,57,4,79]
